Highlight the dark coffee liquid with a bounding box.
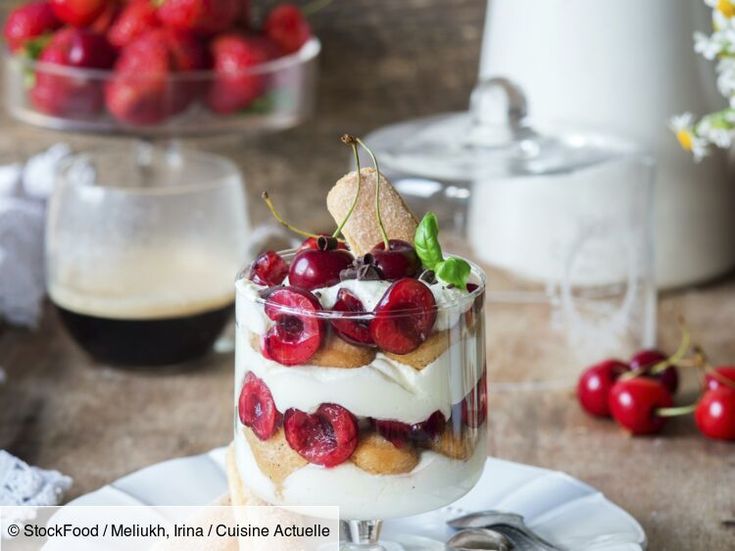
[55,303,234,367]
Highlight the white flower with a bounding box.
[670,113,710,162]
[699,117,735,148]
[670,113,695,133]
[695,31,723,59]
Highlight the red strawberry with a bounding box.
[105,28,207,125]
[263,3,311,55]
[88,1,120,34]
[3,1,61,52]
[238,371,281,440]
[50,0,110,27]
[31,27,115,117]
[207,33,278,114]
[284,404,358,467]
[158,0,238,36]
[108,0,160,49]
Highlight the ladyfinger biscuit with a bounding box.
[327,168,418,256]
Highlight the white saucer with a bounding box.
[69,448,646,550]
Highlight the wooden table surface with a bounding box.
[1,1,734,549]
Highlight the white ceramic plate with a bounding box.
[69,448,646,550]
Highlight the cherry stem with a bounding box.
[302,0,335,17]
[333,135,362,238]
[650,322,691,375]
[624,320,692,382]
[656,404,697,417]
[261,191,320,240]
[355,137,390,249]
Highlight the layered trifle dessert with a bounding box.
[231,137,487,520]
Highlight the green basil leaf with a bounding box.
[435,257,471,289]
[414,212,444,270]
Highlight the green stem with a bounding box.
[656,404,697,417]
[303,0,335,17]
[650,329,691,375]
[333,135,362,238]
[355,137,390,248]
[261,192,319,240]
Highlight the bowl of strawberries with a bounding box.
[2,0,320,135]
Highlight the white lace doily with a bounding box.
[0,450,72,506]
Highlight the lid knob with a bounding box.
[467,77,531,147]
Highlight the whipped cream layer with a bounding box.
[236,330,482,424]
[235,276,475,334]
[235,429,487,520]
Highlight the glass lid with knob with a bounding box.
[366,77,641,182]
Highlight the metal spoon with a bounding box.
[448,511,563,551]
[447,528,514,551]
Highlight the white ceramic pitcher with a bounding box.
[480,0,735,288]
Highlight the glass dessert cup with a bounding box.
[234,251,487,549]
[46,144,249,367]
[3,38,320,137]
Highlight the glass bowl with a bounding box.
[3,38,320,137]
[233,250,488,548]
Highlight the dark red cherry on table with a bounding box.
[608,378,673,435]
[247,250,289,286]
[630,349,679,394]
[577,359,629,417]
[374,410,446,448]
[298,235,348,251]
[331,288,374,347]
[370,278,437,354]
[262,286,324,366]
[288,237,353,291]
[284,403,358,467]
[238,371,281,440]
[695,389,735,441]
[370,239,422,280]
[705,365,735,392]
[462,371,488,428]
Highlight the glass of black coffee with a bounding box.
[46,144,249,367]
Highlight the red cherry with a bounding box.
[705,366,735,392]
[238,371,281,440]
[50,0,108,27]
[370,278,437,354]
[3,1,61,52]
[374,419,411,448]
[298,235,348,251]
[630,349,679,394]
[608,378,673,435]
[288,247,354,291]
[577,359,628,417]
[370,240,422,281]
[375,410,446,448]
[461,371,488,428]
[247,250,289,286]
[263,3,311,55]
[331,288,374,347]
[284,404,358,467]
[262,286,324,366]
[695,389,735,441]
